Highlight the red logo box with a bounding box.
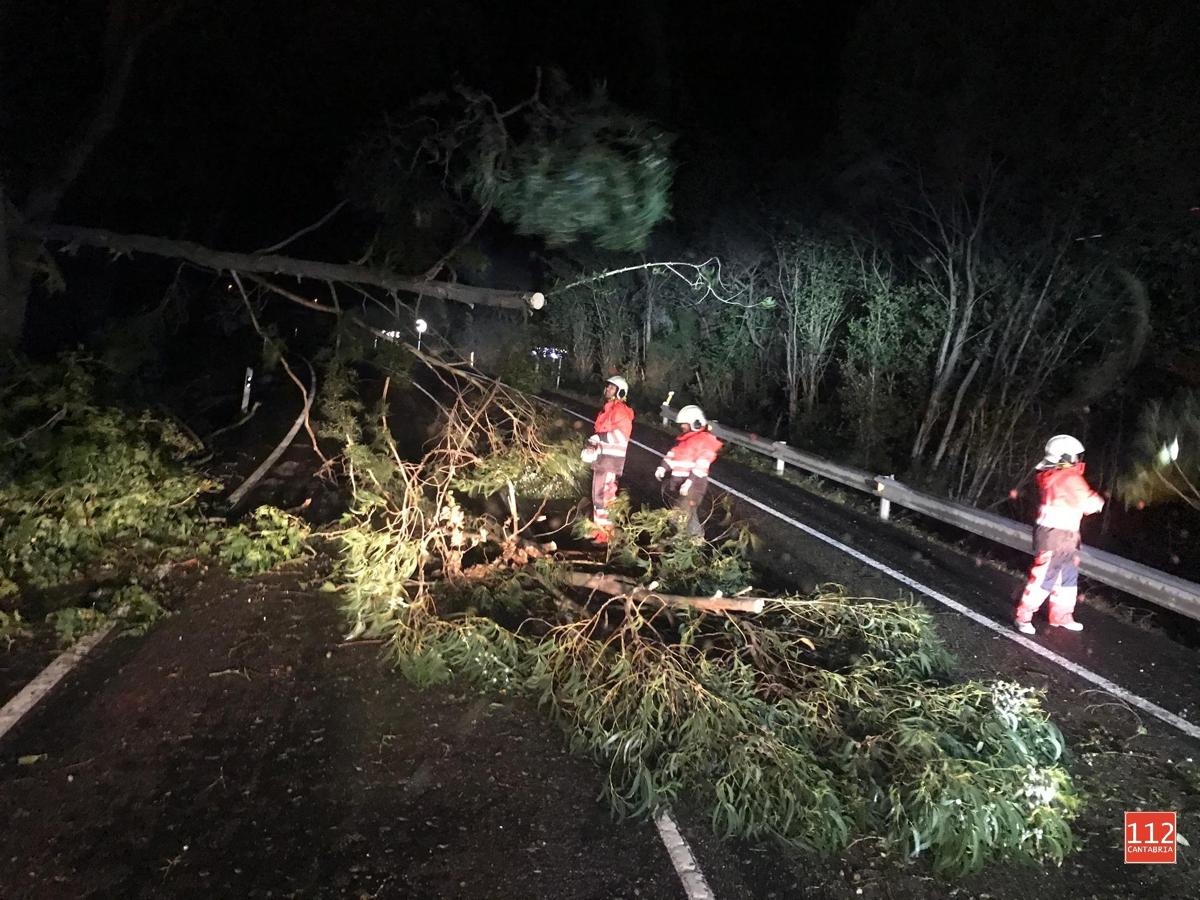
[1125,811,1177,864]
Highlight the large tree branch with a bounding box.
[561,571,766,613]
[38,224,546,311]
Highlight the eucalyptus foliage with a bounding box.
[477,99,675,251]
[338,497,1077,871]
[343,550,1077,873]
[526,592,1076,871]
[322,359,1078,873]
[587,494,756,597]
[454,434,587,500]
[345,77,675,253]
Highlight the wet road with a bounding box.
[547,391,1200,741]
[1,390,1197,900]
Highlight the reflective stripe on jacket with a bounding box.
[662,429,723,478]
[592,400,634,458]
[1034,463,1104,533]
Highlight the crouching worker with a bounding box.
[1014,434,1104,635]
[581,375,634,544]
[655,404,723,537]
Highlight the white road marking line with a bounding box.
[0,624,116,743]
[709,478,1200,743]
[558,404,1200,743]
[655,809,716,900]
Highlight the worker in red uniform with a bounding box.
[1014,434,1105,634]
[581,375,634,543]
[655,404,723,537]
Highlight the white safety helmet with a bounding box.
[1043,434,1085,466]
[605,375,629,399]
[675,404,708,429]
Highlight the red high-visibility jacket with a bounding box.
[591,400,634,459]
[1034,463,1104,532]
[662,429,723,479]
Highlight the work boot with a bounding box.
[1015,621,1036,635]
[1050,619,1083,631]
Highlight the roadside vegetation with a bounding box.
[0,355,310,647]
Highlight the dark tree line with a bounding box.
[2,0,1196,510]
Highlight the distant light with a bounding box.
[529,292,546,310]
[1156,436,1181,466]
[415,318,428,334]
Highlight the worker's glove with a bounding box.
[588,434,601,445]
[581,446,599,464]
[654,466,666,481]
[679,478,692,496]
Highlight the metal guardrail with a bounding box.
[661,404,1200,623]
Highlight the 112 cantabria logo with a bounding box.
[1125,811,1177,864]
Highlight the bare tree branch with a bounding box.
[253,200,348,255]
[226,358,317,509]
[231,272,328,464]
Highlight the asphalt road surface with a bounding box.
[1,390,1197,899]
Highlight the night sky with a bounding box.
[3,0,862,251]
[2,0,1197,336]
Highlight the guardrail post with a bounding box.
[241,367,253,413]
[772,441,786,474]
[661,393,676,427]
[875,476,893,521]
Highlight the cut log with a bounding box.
[561,572,766,614]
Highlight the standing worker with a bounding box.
[1014,434,1105,634]
[581,375,634,544]
[655,404,723,537]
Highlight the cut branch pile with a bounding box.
[0,355,311,642]
[321,350,1079,875]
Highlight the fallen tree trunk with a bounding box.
[37,224,545,311]
[561,571,766,614]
